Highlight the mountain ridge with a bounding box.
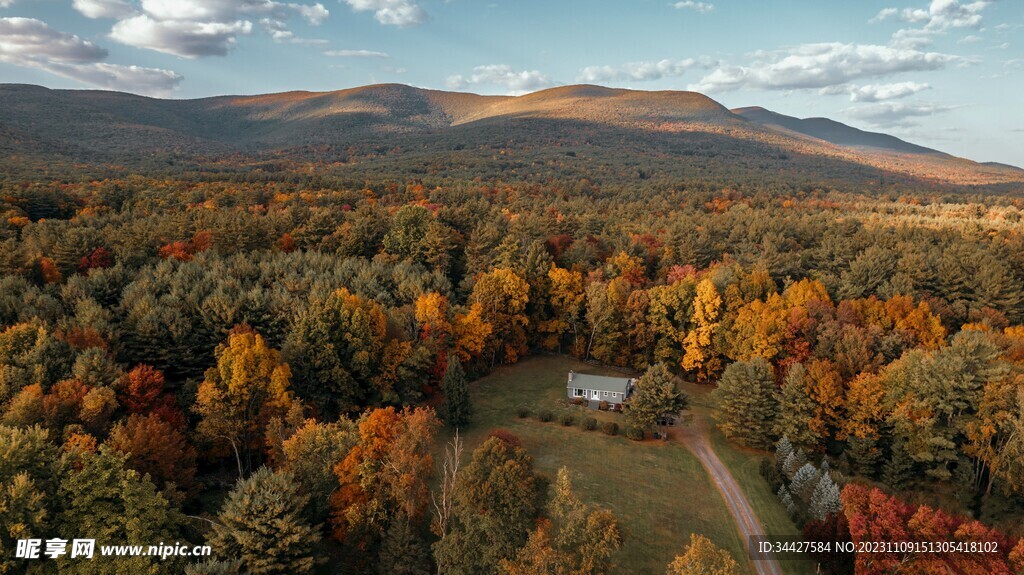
[0,82,1020,187]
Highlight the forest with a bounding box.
[2,170,1024,575]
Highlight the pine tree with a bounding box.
[777,485,798,518]
[773,363,821,449]
[56,446,184,574]
[210,467,320,575]
[774,435,794,475]
[789,463,820,504]
[377,520,431,575]
[783,448,808,480]
[809,474,842,521]
[846,436,880,478]
[442,357,472,427]
[882,440,915,490]
[712,357,778,449]
[626,362,688,433]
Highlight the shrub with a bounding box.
[488,428,523,448]
[598,400,609,411]
[601,422,618,436]
[581,417,597,431]
[516,406,530,419]
[559,413,574,426]
[538,409,553,423]
[626,426,645,441]
[571,397,585,406]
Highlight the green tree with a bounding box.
[626,362,688,434]
[772,364,820,450]
[209,467,319,575]
[434,436,542,575]
[56,447,184,574]
[442,357,472,427]
[712,358,778,449]
[500,467,622,575]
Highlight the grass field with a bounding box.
[446,355,753,575]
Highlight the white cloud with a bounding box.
[872,0,991,31]
[873,1,993,49]
[847,81,932,102]
[94,0,329,57]
[72,0,136,19]
[0,0,16,7]
[324,49,390,57]
[578,58,713,83]
[0,17,181,95]
[342,0,426,27]
[0,17,108,63]
[294,2,329,24]
[673,1,714,13]
[111,15,252,57]
[690,42,965,93]
[845,101,959,127]
[446,64,554,95]
[958,34,982,43]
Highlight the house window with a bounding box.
[603,391,608,397]
[611,393,617,399]
[574,388,585,397]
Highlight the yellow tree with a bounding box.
[540,265,584,352]
[682,278,722,383]
[195,328,294,475]
[665,534,740,575]
[453,303,492,363]
[885,295,946,350]
[646,279,696,367]
[471,268,530,364]
[725,293,788,362]
[415,292,451,341]
[805,359,845,439]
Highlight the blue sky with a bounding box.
[1,0,1022,165]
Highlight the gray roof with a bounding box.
[567,372,632,394]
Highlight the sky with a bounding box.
[0,0,1022,165]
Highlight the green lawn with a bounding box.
[447,355,752,575]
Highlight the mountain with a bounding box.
[1,83,1021,188]
[732,106,944,156]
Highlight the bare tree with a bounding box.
[431,431,463,545]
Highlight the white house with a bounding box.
[566,370,635,409]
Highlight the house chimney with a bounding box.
[568,371,574,382]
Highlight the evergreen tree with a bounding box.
[626,362,688,433]
[774,435,793,475]
[442,357,472,428]
[56,446,184,574]
[783,448,808,480]
[809,474,842,521]
[777,485,798,518]
[882,440,915,490]
[789,463,820,504]
[377,520,432,575]
[846,436,880,478]
[210,467,319,575]
[433,436,541,575]
[773,363,820,449]
[712,357,778,449]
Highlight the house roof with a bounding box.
[567,372,632,394]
